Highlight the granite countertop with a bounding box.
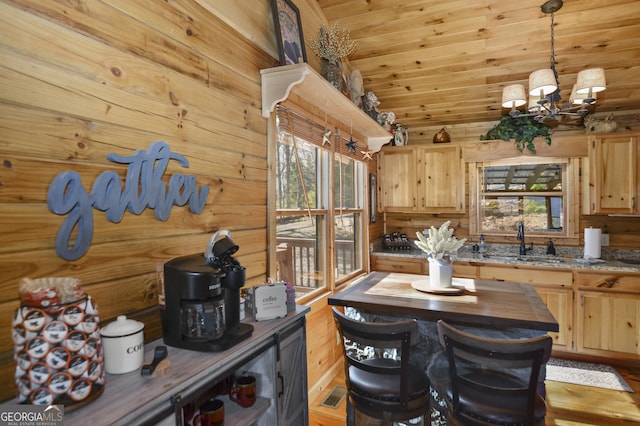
[371,243,640,273]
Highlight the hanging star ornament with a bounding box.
[322,129,332,146]
[347,137,357,153]
[361,150,373,160]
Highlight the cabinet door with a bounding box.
[588,134,637,213]
[277,319,309,426]
[417,145,465,212]
[577,291,640,356]
[378,148,417,212]
[477,264,573,352]
[535,287,573,352]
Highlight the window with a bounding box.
[471,157,579,240]
[274,106,366,301]
[334,147,365,282]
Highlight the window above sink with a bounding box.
[470,157,580,242]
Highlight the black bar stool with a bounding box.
[436,320,553,426]
[332,307,430,425]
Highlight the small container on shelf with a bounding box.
[13,277,105,411]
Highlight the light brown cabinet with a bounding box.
[370,256,473,277]
[477,264,574,352]
[378,145,465,213]
[586,133,639,214]
[575,272,640,357]
[378,148,418,212]
[370,254,428,274]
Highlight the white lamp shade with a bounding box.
[576,68,606,94]
[529,69,558,96]
[528,94,543,112]
[501,84,527,108]
[570,84,596,104]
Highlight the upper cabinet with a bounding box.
[261,64,391,152]
[378,145,465,213]
[378,148,417,212]
[585,132,639,214]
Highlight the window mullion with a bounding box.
[325,137,336,290]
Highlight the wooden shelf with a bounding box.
[261,63,392,152]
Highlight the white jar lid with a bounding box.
[100,315,144,337]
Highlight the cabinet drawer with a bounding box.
[371,256,427,274]
[452,262,477,278]
[575,272,640,292]
[478,265,573,287]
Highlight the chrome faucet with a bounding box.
[517,221,533,255]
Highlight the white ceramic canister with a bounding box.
[100,315,144,374]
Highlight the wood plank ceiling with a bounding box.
[317,0,640,133]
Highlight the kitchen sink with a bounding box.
[481,254,567,264]
[481,255,521,262]
[618,258,640,265]
[520,256,567,264]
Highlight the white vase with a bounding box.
[428,258,453,288]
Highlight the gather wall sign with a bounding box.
[47,142,210,261]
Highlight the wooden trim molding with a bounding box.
[463,134,588,162]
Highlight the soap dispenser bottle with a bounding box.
[478,234,488,254]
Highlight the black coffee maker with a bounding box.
[161,231,253,352]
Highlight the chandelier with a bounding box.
[501,0,606,123]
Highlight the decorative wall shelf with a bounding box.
[261,63,392,152]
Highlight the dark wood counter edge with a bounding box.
[329,272,559,333]
[4,306,310,425]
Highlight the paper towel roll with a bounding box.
[584,227,602,259]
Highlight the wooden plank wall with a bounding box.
[0,0,289,403]
[0,0,345,406]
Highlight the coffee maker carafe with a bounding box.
[161,231,253,351]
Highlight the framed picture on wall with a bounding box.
[270,0,307,65]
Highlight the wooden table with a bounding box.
[329,272,559,422]
[329,271,559,332]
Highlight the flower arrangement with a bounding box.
[307,23,357,64]
[415,221,467,260]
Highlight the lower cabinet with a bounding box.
[276,319,309,425]
[576,272,640,358]
[175,317,309,426]
[370,254,428,274]
[533,287,573,351]
[477,265,574,352]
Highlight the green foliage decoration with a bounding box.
[480,116,552,154]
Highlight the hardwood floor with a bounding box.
[309,362,640,425]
